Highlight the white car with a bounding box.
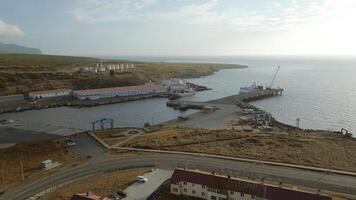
[135,176,148,183]
[65,139,76,147]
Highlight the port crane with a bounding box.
[267,65,280,89]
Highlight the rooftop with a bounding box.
[29,88,71,95]
[73,83,163,96]
[71,192,111,200]
[171,168,331,200]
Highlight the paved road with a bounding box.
[67,133,107,160]
[1,154,356,200]
[123,169,173,200]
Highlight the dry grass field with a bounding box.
[41,168,150,200]
[0,140,85,188]
[121,128,356,172]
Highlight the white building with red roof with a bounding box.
[170,168,331,200]
[71,192,112,200]
[73,83,166,100]
[28,89,72,99]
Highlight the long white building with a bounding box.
[28,89,72,99]
[170,168,331,200]
[73,83,166,100]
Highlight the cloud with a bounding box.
[73,0,157,23]
[72,0,356,33]
[0,20,25,37]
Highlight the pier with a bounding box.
[165,88,284,130]
[167,88,284,110]
[236,88,283,108]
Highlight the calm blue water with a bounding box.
[0,98,196,130]
[179,56,356,133]
[1,56,355,133]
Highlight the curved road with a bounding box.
[1,154,356,200]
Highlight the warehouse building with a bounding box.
[170,168,331,200]
[73,83,166,100]
[28,89,72,99]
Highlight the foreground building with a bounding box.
[28,89,72,99]
[170,168,331,200]
[73,83,166,100]
[71,192,111,200]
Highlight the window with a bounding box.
[241,193,244,197]
[183,189,187,192]
[230,191,234,195]
[192,183,195,187]
[183,181,187,185]
[172,188,178,193]
[192,190,196,194]
[251,195,255,199]
[217,189,226,195]
[202,185,206,189]
[211,196,217,200]
[218,197,226,200]
[208,188,217,193]
[202,192,205,196]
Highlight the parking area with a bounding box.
[67,132,107,160]
[123,169,173,200]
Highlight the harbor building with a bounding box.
[28,89,72,99]
[73,83,166,100]
[161,79,188,91]
[170,168,331,200]
[82,63,135,74]
[161,79,194,96]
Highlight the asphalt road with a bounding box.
[1,154,356,200]
[67,133,107,160]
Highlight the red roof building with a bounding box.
[72,83,166,100]
[71,192,112,200]
[170,168,332,200]
[28,88,72,99]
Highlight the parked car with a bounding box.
[135,176,148,183]
[65,139,76,147]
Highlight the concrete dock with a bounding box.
[165,88,284,130]
[167,88,283,110]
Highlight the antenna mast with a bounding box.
[269,65,280,89]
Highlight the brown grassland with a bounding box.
[41,168,150,200]
[0,54,245,95]
[0,140,85,188]
[121,128,356,172]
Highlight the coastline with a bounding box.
[0,63,246,114]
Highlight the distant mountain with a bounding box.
[0,43,42,54]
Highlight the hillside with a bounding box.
[0,53,98,70]
[0,43,42,54]
[0,54,246,95]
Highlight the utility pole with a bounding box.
[48,169,52,193]
[20,160,25,181]
[2,169,6,192]
[296,118,300,129]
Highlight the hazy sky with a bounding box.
[0,0,355,56]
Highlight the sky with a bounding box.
[0,0,356,56]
